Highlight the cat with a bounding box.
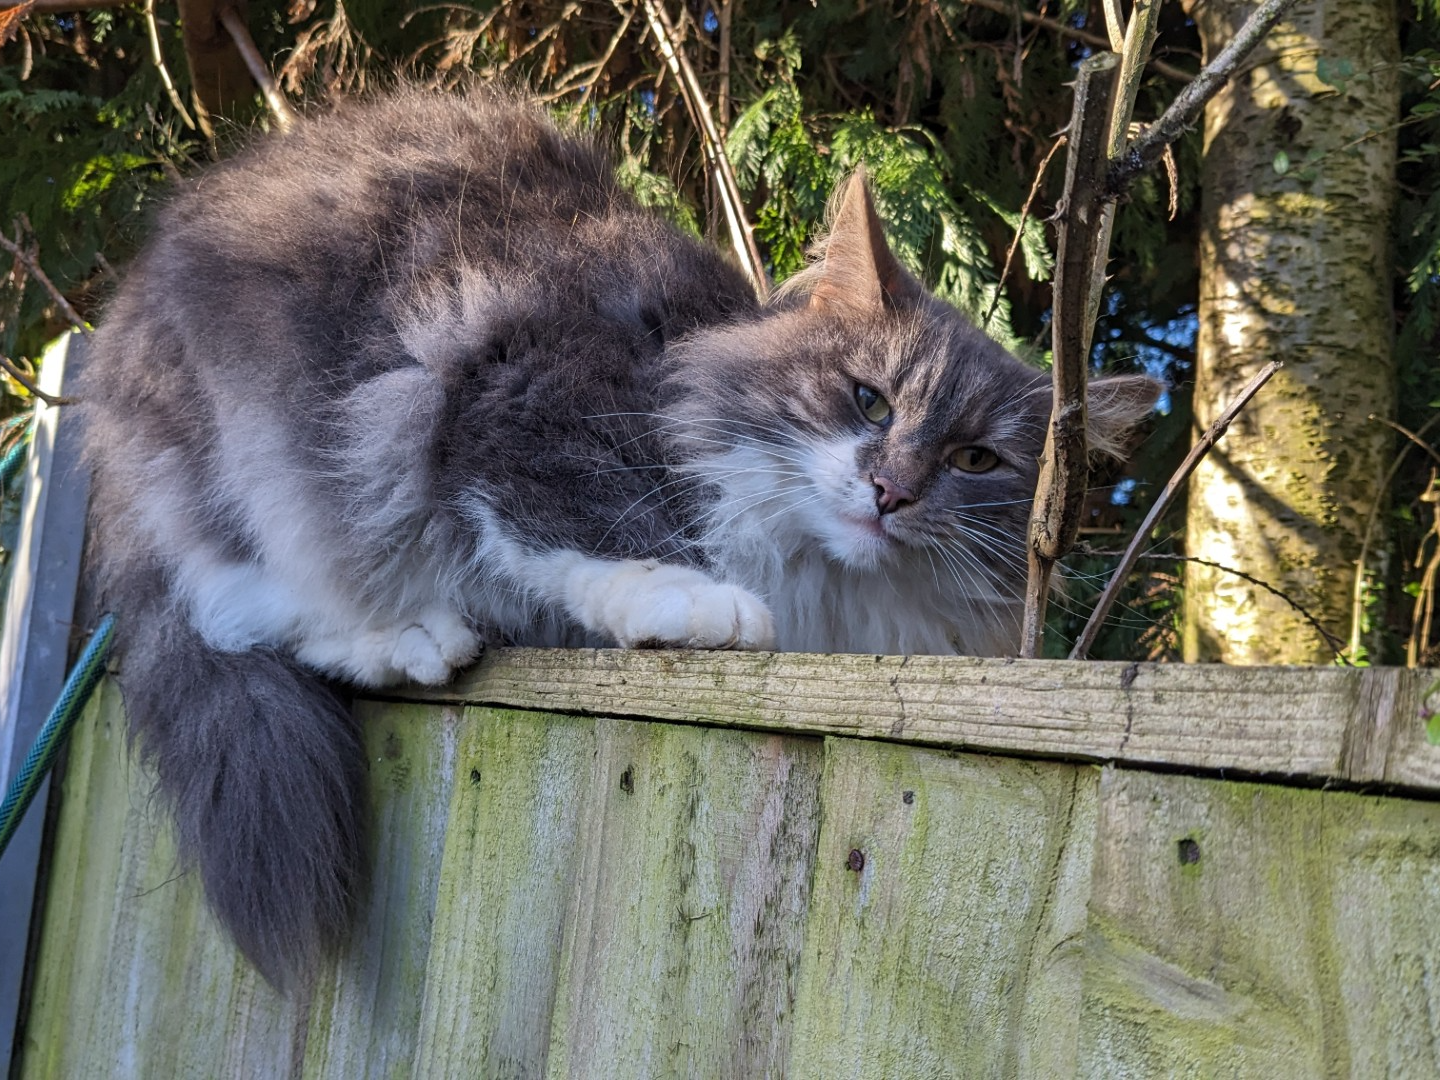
[79,87,1158,987]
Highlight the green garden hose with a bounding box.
[0,613,116,859]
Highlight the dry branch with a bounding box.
[956,0,1189,82]
[217,3,296,133]
[0,354,67,406]
[1106,0,1302,194]
[982,134,1065,333]
[632,0,768,299]
[1069,360,1282,661]
[1020,53,1118,658]
[0,227,88,335]
[144,0,197,131]
[1351,413,1440,657]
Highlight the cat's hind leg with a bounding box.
[294,605,483,687]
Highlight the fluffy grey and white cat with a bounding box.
[81,88,1156,986]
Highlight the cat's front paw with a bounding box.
[610,566,775,651]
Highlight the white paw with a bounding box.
[295,609,481,687]
[609,565,774,650]
[418,606,484,668]
[392,609,483,685]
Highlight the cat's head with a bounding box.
[669,172,1159,601]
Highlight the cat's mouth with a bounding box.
[838,511,892,543]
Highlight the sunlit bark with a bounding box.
[1182,0,1399,664]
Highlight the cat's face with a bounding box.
[776,313,1048,582]
[672,303,1049,604]
[671,172,1157,606]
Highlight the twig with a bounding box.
[1100,0,1125,53]
[1076,545,1350,661]
[561,6,634,104]
[1371,414,1440,469]
[0,0,128,9]
[632,0,768,299]
[1069,360,1282,660]
[0,226,88,334]
[1106,0,1302,194]
[982,133,1065,332]
[1021,53,1118,658]
[1349,412,1440,657]
[0,354,69,406]
[0,0,33,46]
[716,0,733,130]
[217,3,296,134]
[955,0,1189,82]
[143,0,195,131]
[1409,481,1440,667]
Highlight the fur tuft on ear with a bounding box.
[806,167,925,317]
[1086,374,1162,459]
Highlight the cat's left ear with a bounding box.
[809,168,925,318]
[1086,375,1163,459]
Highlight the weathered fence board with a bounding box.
[1079,768,1440,1079]
[411,649,1440,792]
[16,657,1440,1077]
[787,742,1090,1078]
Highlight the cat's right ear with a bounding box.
[809,169,924,318]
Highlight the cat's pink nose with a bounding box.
[872,473,915,515]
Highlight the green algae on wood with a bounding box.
[788,740,1096,1079]
[414,709,824,1079]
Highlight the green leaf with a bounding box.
[1272,150,1291,175]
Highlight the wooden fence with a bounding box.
[11,649,1440,1078]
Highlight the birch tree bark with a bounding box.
[1182,0,1400,663]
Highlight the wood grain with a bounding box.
[1080,766,1440,1077]
[787,739,1094,1078]
[400,648,1440,793]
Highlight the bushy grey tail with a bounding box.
[109,565,367,990]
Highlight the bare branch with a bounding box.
[1,354,68,407]
[982,133,1065,333]
[0,0,129,10]
[632,0,769,299]
[955,0,1190,82]
[1106,0,1302,195]
[217,3,296,133]
[1350,412,1440,657]
[1069,360,1283,660]
[1101,0,1126,53]
[0,226,88,335]
[1020,53,1118,658]
[1371,414,1440,470]
[144,0,197,131]
[1077,545,1350,661]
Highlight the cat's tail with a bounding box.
[107,562,367,990]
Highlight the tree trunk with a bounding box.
[1182,0,1399,664]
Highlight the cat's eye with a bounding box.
[854,384,891,425]
[949,446,1000,473]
